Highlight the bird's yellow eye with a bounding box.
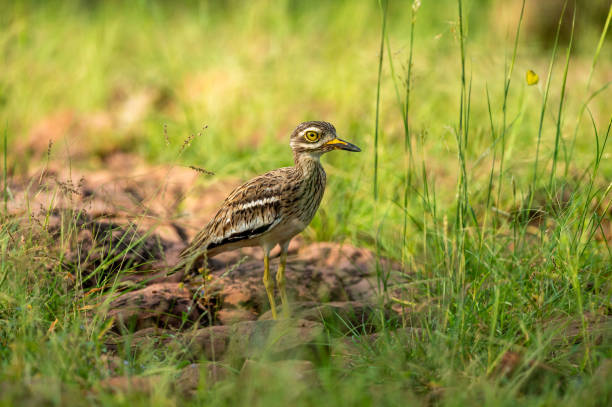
[304,131,320,142]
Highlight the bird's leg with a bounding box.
[262,250,278,320]
[276,242,290,316]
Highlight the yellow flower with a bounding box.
[526,70,539,86]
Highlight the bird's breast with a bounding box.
[294,164,326,224]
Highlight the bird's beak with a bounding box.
[325,138,361,152]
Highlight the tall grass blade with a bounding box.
[532,1,567,191]
[373,0,388,202]
[402,2,418,265]
[3,121,7,216]
[549,7,575,189]
[586,3,612,90]
[496,0,525,208]
[567,3,612,175]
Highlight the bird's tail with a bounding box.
[170,223,213,275]
[171,243,209,275]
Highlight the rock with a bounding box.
[240,359,317,384]
[183,318,324,361]
[10,141,405,325]
[344,278,378,301]
[237,359,319,400]
[104,326,184,352]
[193,242,397,319]
[122,319,324,362]
[97,375,160,394]
[107,283,207,330]
[179,325,231,360]
[215,308,257,325]
[175,362,231,395]
[63,220,169,288]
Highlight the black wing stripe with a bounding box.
[207,222,274,250]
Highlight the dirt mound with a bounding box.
[97,239,395,330]
[7,151,404,392]
[9,151,399,322]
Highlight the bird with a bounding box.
[176,121,361,319]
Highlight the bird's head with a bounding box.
[289,121,361,160]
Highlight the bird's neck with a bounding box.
[293,152,324,177]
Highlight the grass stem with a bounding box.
[373,0,388,202]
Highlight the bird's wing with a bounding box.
[179,168,293,259]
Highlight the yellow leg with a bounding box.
[276,245,289,317]
[262,251,278,320]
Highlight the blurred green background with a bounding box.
[3,0,611,251]
[1,1,611,406]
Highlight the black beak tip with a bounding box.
[340,139,361,152]
[345,142,361,152]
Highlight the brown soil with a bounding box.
[7,148,407,394]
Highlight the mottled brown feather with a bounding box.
[175,121,342,272]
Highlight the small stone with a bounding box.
[107,283,204,330]
[98,375,160,394]
[215,308,257,325]
[175,362,231,395]
[240,359,317,385]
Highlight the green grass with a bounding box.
[1,0,611,406]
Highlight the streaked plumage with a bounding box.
[176,121,360,319]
